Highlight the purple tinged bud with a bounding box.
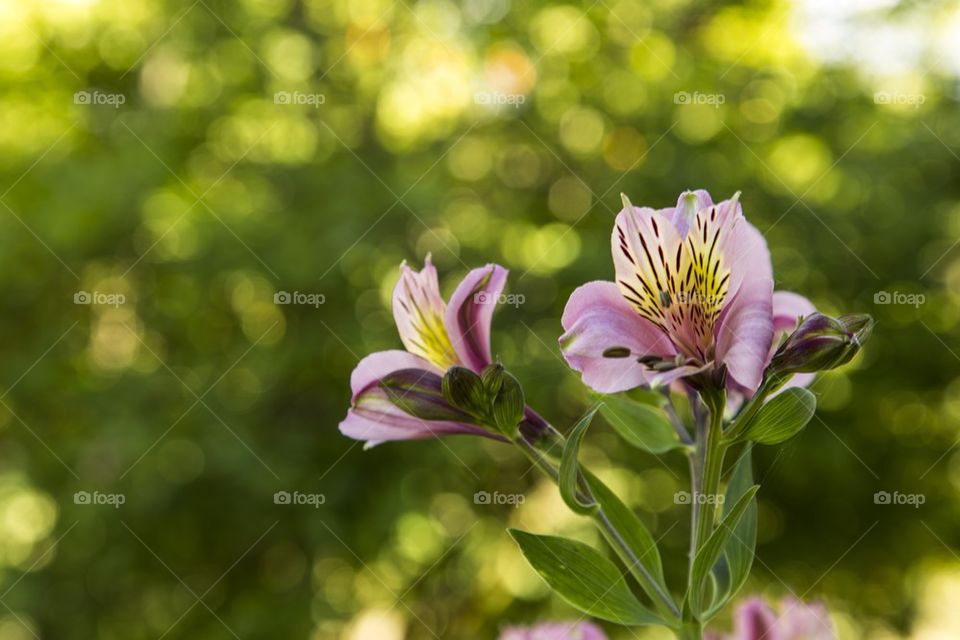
[380,369,481,423]
[769,312,873,376]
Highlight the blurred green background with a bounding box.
[1,0,959,637]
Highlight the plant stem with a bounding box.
[515,435,682,621]
[678,621,703,640]
[695,397,726,549]
[722,378,770,442]
[683,392,727,639]
[688,400,706,569]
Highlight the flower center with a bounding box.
[395,281,460,370]
[616,206,732,362]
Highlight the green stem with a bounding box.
[516,435,682,622]
[688,399,707,569]
[695,397,726,549]
[683,391,727,639]
[678,621,703,640]
[723,378,771,442]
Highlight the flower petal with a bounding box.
[668,189,714,239]
[560,281,675,393]
[444,264,509,372]
[772,291,816,334]
[714,213,774,394]
[339,396,492,446]
[733,597,781,640]
[778,597,835,639]
[614,194,743,361]
[393,257,459,370]
[648,363,710,388]
[342,351,494,445]
[350,350,439,402]
[611,202,684,338]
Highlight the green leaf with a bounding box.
[582,470,671,615]
[599,394,683,454]
[509,529,665,626]
[743,388,816,445]
[687,485,760,619]
[558,406,601,515]
[707,447,757,617]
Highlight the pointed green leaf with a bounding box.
[583,470,671,614]
[688,485,760,619]
[558,406,601,515]
[743,388,816,445]
[707,447,757,617]
[599,395,683,454]
[509,529,665,626]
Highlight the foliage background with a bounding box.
[0,0,958,638]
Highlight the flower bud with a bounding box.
[441,366,488,417]
[380,369,479,423]
[481,363,505,397]
[769,312,873,376]
[491,370,525,438]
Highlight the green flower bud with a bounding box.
[491,371,525,438]
[441,366,488,417]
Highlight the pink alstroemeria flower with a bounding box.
[560,190,815,396]
[339,257,512,446]
[706,596,836,640]
[499,621,607,640]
